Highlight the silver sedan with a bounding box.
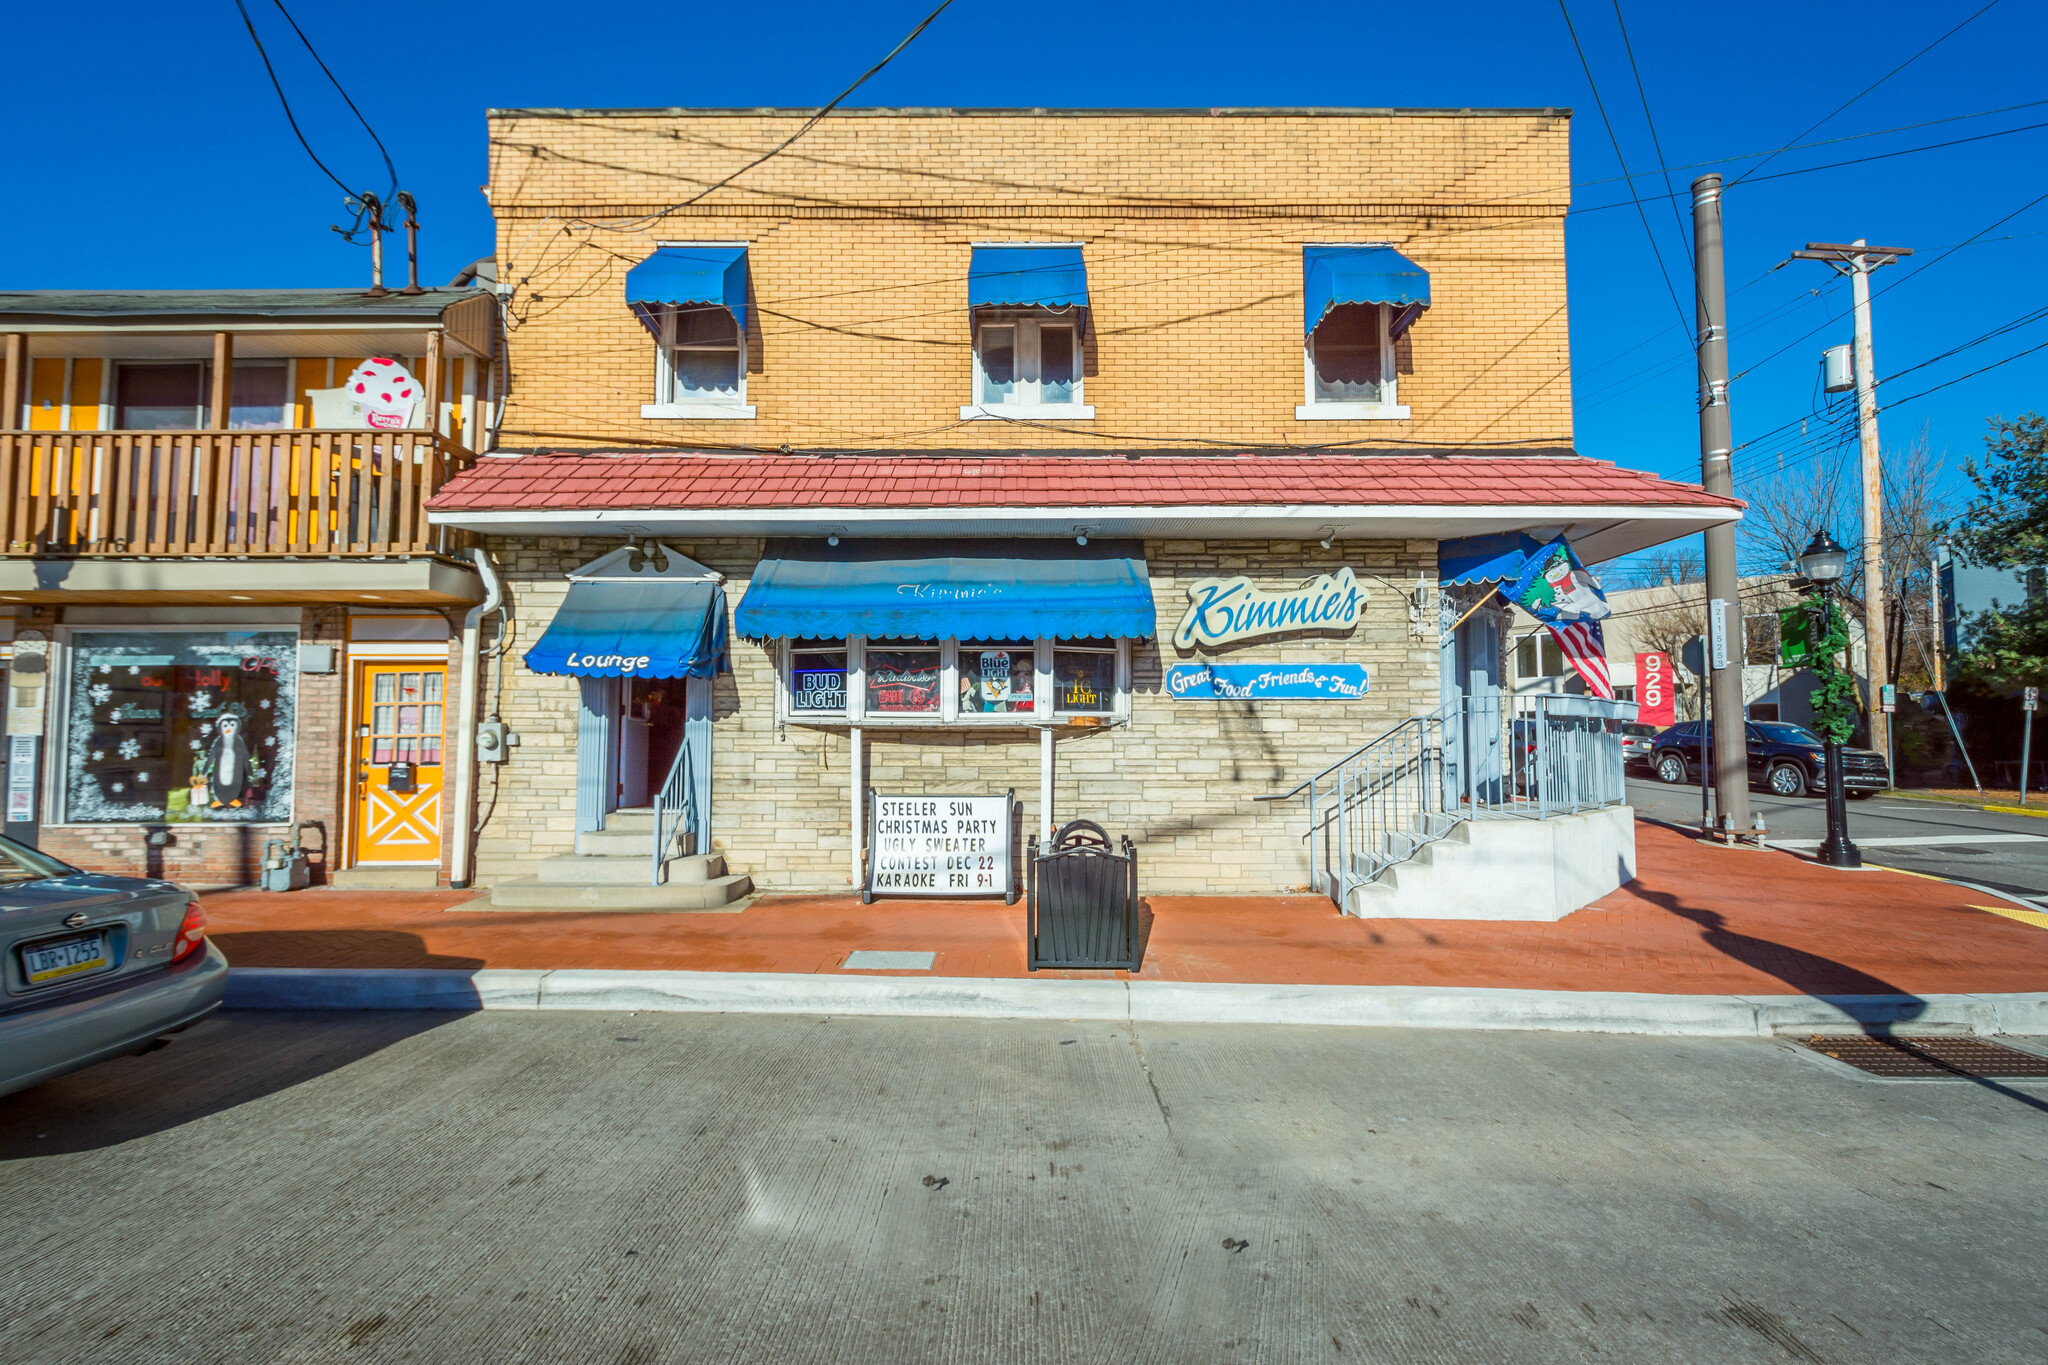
[1,836,227,1098]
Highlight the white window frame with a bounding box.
[776,637,1129,727]
[1298,300,1411,421]
[961,310,1093,421]
[642,238,755,421]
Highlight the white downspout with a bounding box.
[450,547,504,888]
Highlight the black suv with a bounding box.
[1649,720,1890,798]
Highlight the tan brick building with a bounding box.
[418,107,1737,913]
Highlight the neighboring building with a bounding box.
[1939,545,2045,652]
[420,106,1737,904]
[1583,576,1825,725]
[0,287,500,886]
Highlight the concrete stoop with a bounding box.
[332,866,441,890]
[1346,805,1637,921]
[485,806,752,912]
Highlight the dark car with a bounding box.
[1649,720,1890,798]
[1,835,227,1098]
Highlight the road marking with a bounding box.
[1973,904,2048,931]
[1776,834,2048,849]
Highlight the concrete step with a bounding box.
[485,872,752,912]
[576,827,695,857]
[1343,807,1636,922]
[602,807,657,835]
[534,852,725,886]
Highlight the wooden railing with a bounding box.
[0,429,475,557]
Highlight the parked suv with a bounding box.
[1649,720,1890,798]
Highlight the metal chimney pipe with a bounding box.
[396,192,424,295]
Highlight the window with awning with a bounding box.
[966,246,1092,417]
[737,538,1153,726]
[1300,246,1431,418]
[626,245,753,416]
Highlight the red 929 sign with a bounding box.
[1635,652,1675,726]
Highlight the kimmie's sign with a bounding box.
[1172,567,1367,650]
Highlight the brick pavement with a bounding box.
[201,821,2048,995]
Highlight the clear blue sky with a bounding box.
[5,0,2043,537]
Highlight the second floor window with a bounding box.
[1307,303,1394,407]
[656,305,745,407]
[973,312,1083,411]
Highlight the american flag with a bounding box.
[1548,620,1613,699]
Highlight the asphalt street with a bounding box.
[4,1009,2046,1364]
[1625,774,2048,904]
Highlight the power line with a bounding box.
[231,0,357,200]
[1608,0,1692,270]
[602,0,959,230]
[265,0,397,205]
[1731,0,2009,186]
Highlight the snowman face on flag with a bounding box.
[342,358,423,430]
[1511,541,1612,623]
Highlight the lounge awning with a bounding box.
[968,247,1089,310]
[1304,246,1431,338]
[734,538,1154,641]
[1438,532,1541,586]
[625,245,749,339]
[524,580,728,678]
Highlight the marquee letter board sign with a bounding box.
[864,788,1016,904]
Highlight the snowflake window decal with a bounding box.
[89,683,112,704]
[119,738,141,760]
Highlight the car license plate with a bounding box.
[22,933,109,986]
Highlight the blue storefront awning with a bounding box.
[1304,246,1431,338]
[735,538,1154,641]
[1438,532,1542,587]
[968,246,1089,310]
[625,245,749,338]
[524,580,729,679]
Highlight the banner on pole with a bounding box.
[1635,652,1675,727]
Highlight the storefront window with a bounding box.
[1054,640,1116,714]
[63,630,297,824]
[789,639,849,714]
[865,639,942,714]
[959,640,1035,715]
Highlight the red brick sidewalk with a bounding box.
[201,822,2048,995]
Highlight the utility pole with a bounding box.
[1929,547,1946,692]
[1692,174,1750,839]
[1792,238,1912,765]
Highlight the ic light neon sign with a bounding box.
[1172,567,1367,650]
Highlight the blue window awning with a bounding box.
[524,580,728,679]
[625,245,749,339]
[968,246,1089,310]
[1304,246,1431,338]
[1438,533,1542,587]
[734,538,1154,641]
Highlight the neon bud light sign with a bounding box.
[1173,567,1366,649]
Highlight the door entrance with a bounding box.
[352,662,447,866]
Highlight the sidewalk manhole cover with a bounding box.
[841,950,936,971]
[1799,1034,2048,1079]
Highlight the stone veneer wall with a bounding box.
[474,536,1439,895]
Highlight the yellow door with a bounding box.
[352,663,447,866]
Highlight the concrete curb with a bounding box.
[221,968,2048,1037]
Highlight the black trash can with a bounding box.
[1027,819,1138,971]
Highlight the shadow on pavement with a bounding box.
[211,930,485,970]
[1634,884,2048,1115]
[0,1010,469,1158]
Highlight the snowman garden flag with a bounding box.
[1505,537,1616,699]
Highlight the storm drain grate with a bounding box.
[1799,1034,2048,1079]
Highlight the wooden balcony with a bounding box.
[0,428,474,558]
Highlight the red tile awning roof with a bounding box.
[428,450,1738,514]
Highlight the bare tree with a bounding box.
[1737,423,1952,690]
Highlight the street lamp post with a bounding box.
[1798,531,1861,869]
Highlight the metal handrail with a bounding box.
[1259,693,1635,911]
[650,741,696,887]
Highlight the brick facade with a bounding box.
[485,108,1572,453]
[474,535,1437,894]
